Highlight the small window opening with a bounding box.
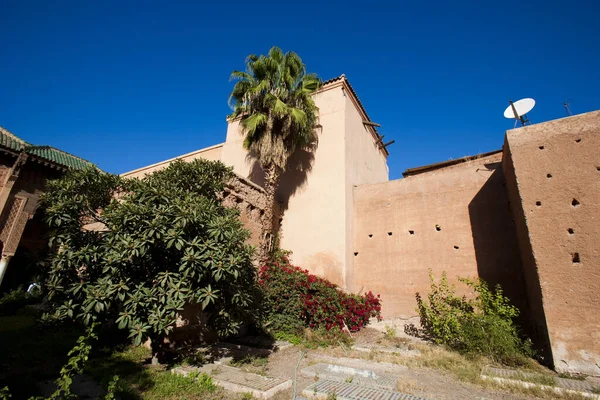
[387,232,393,236]
[354,252,359,256]
[575,138,582,143]
[368,234,373,238]
[454,245,459,250]
[408,230,415,235]
[539,146,545,150]
[536,201,542,207]
[435,225,441,231]
[572,253,580,264]
[547,173,552,178]
[568,228,575,235]
[572,199,580,207]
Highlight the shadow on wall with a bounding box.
[468,163,530,324]
[246,140,317,212]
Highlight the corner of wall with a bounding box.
[501,135,554,366]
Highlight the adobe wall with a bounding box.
[122,144,223,179]
[221,84,350,286]
[121,147,267,249]
[343,93,389,291]
[352,152,526,319]
[503,111,600,375]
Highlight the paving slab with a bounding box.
[229,336,293,350]
[352,343,420,357]
[301,363,399,390]
[303,379,429,400]
[174,364,291,399]
[483,366,599,393]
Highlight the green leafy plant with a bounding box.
[0,386,11,400]
[385,324,397,338]
[41,160,259,363]
[410,270,532,365]
[46,324,98,399]
[0,287,40,316]
[103,375,119,400]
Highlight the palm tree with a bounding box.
[229,46,322,259]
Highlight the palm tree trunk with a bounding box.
[260,164,281,261]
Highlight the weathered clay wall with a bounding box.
[220,175,268,248]
[121,147,267,248]
[503,111,600,375]
[221,84,349,286]
[122,144,224,179]
[352,152,526,319]
[344,93,389,291]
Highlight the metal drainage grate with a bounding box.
[303,379,430,400]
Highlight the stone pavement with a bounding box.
[301,363,399,390]
[483,366,600,393]
[299,362,430,400]
[351,343,420,357]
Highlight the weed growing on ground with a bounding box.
[557,372,586,381]
[230,355,268,368]
[385,324,397,338]
[272,331,303,345]
[408,270,533,366]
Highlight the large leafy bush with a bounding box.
[41,160,258,362]
[258,254,381,335]
[412,270,532,365]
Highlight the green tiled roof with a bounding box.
[0,127,93,170]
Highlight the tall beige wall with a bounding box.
[503,111,600,375]
[221,84,350,286]
[220,79,389,288]
[343,93,389,290]
[122,144,223,179]
[352,152,526,319]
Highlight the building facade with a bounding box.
[123,76,600,375]
[0,127,93,288]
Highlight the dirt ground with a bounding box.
[228,328,566,400]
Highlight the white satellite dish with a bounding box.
[504,98,535,127]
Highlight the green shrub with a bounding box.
[258,253,381,336]
[40,160,259,363]
[412,270,532,365]
[0,287,39,316]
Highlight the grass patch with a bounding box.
[382,343,589,400]
[508,372,557,387]
[557,372,586,381]
[86,345,227,400]
[230,355,268,368]
[0,315,82,398]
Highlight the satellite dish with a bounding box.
[504,98,535,127]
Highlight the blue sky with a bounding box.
[1,1,598,180]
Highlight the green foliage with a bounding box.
[413,270,533,365]
[230,355,268,368]
[0,387,10,400]
[303,327,354,349]
[272,330,303,345]
[46,324,98,399]
[385,324,397,338]
[104,375,119,400]
[229,46,322,172]
[41,159,259,359]
[0,287,40,316]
